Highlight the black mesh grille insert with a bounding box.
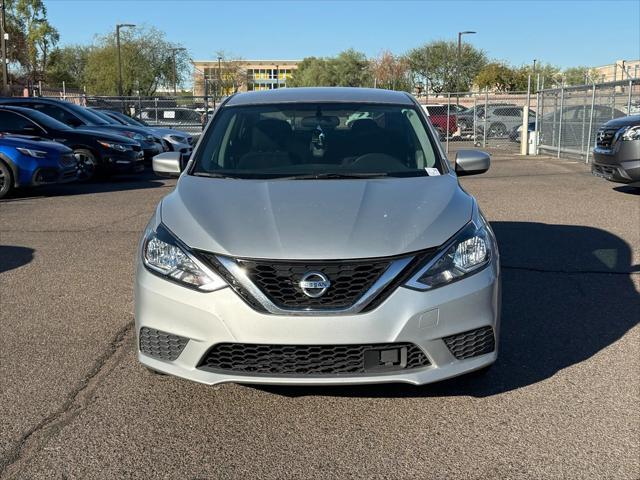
[236,258,391,309]
[139,327,189,361]
[198,342,430,375]
[443,326,495,360]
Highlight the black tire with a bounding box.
[0,160,14,199]
[488,123,507,138]
[73,149,98,181]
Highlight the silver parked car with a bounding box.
[135,87,501,386]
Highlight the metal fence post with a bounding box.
[521,74,531,155]
[557,82,565,158]
[483,88,488,148]
[446,92,451,154]
[473,95,477,147]
[154,97,158,123]
[585,83,596,164]
[627,78,633,114]
[62,81,66,100]
[534,74,540,155]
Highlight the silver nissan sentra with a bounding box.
[135,87,501,386]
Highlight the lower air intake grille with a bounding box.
[198,342,430,376]
[443,326,495,360]
[139,327,189,361]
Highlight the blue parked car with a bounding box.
[0,134,77,199]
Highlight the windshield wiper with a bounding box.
[273,172,392,180]
[192,172,237,179]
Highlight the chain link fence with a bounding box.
[417,91,532,155]
[12,78,640,160]
[537,79,640,161]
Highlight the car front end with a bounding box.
[134,89,500,386]
[94,138,145,174]
[3,137,78,187]
[592,116,640,186]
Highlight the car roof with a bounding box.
[225,87,414,107]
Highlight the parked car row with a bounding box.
[0,97,194,199]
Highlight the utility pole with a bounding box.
[0,0,7,93]
[116,23,135,96]
[456,31,476,106]
[217,55,222,101]
[170,47,186,95]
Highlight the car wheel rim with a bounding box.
[74,153,96,180]
[490,125,506,137]
[0,170,5,191]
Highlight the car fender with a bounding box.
[0,152,20,187]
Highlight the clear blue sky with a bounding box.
[46,0,640,68]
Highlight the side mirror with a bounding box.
[455,149,491,176]
[153,151,182,178]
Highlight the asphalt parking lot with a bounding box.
[1,151,638,479]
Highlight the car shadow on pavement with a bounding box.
[256,222,639,399]
[0,246,34,274]
[613,185,640,195]
[0,170,170,202]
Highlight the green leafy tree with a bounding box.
[46,45,89,89]
[562,66,598,86]
[408,40,487,94]
[289,49,370,87]
[3,0,58,82]
[475,62,519,92]
[83,26,189,95]
[332,49,371,87]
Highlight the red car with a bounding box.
[423,104,458,139]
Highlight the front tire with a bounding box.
[488,123,507,138]
[0,161,14,199]
[73,149,98,182]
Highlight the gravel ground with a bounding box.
[0,152,638,479]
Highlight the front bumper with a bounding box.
[135,258,501,386]
[592,141,640,184]
[105,149,145,174]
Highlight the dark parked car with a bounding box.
[93,109,193,159]
[0,98,163,161]
[0,106,144,180]
[592,114,640,186]
[138,107,204,138]
[0,133,77,199]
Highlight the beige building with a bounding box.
[193,59,299,96]
[592,59,640,83]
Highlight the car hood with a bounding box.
[603,114,640,129]
[79,125,159,141]
[72,128,140,144]
[161,173,473,260]
[149,127,191,139]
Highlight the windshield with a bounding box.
[110,111,147,127]
[192,103,441,179]
[91,109,122,125]
[20,108,73,131]
[64,103,111,125]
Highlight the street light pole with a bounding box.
[170,47,186,95]
[116,23,135,97]
[217,55,222,101]
[0,0,7,93]
[456,30,476,105]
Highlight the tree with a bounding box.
[370,51,411,91]
[289,49,370,87]
[3,0,58,82]
[408,40,487,95]
[332,49,370,87]
[212,51,246,96]
[46,45,89,89]
[475,62,520,92]
[563,66,598,86]
[82,26,189,95]
[288,56,335,87]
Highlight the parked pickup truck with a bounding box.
[422,104,458,139]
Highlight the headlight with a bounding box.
[16,147,48,158]
[168,135,186,143]
[620,125,640,141]
[143,224,226,292]
[405,212,494,291]
[97,140,128,152]
[516,125,523,132]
